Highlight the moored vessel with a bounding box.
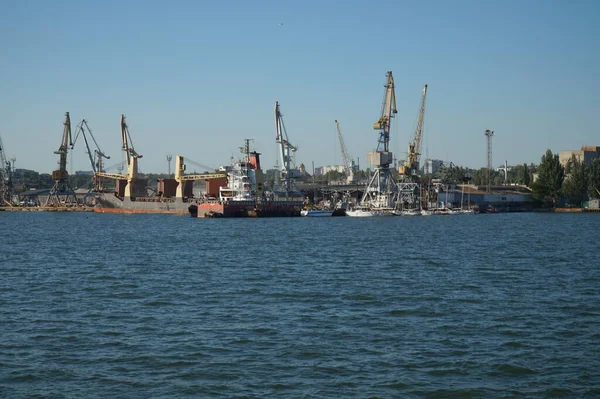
[301,209,334,217]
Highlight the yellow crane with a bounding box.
[174,155,226,199]
[399,84,428,178]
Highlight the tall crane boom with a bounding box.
[47,112,78,205]
[362,71,400,210]
[73,119,111,191]
[335,120,354,183]
[121,114,142,167]
[52,112,73,181]
[0,133,8,181]
[0,133,15,206]
[120,115,142,198]
[400,84,428,177]
[372,71,397,155]
[274,101,300,197]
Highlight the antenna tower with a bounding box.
[485,129,494,192]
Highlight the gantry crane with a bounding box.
[335,120,354,184]
[0,133,15,206]
[361,71,399,209]
[73,119,111,191]
[46,112,78,206]
[399,84,428,179]
[274,101,302,198]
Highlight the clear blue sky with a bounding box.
[1,0,598,174]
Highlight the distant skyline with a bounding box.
[1,0,598,174]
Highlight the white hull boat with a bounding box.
[345,208,375,217]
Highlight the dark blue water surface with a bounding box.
[1,212,599,398]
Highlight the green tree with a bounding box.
[515,163,531,186]
[588,158,600,199]
[532,149,565,207]
[523,163,530,187]
[562,156,588,206]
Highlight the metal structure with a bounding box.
[485,129,494,192]
[166,154,173,176]
[497,160,510,185]
[274,101,302,198]
[335,120,354,184]
[399,84,428,178]
[174,155,226,199]
[95,115,143,198]
[46,112,78,206]
[0,133,15,206]
[73,119,111,191]
[361,71,399,210]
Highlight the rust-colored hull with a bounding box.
[192,200,303,218]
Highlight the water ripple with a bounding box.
[1,212,599,397]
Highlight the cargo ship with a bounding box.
[93,115,226,214]
[95,103,305,217]
[188,137,304,218]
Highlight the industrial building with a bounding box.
[421,159,444,175]
[559,146,600,167]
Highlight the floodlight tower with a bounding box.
[167,154,173,176]
[485,129,494,192]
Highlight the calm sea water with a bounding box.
[1,212,599,398]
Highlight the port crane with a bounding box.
[72,119,110,191]
[399,84,428,179]
[274,101,302,198]
[95,115,142,198]
[361,71,399,209]
[46,112,78,206]
[174,156,227,199]
[0,133,15,206]
[335,120,355,184]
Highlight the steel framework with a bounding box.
[485,129,494,192]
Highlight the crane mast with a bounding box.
[73,119,111,191]
[120,115,142,198]
[335,120,354,184]
[54,112,73,181]
[400,84,428,178]
[46,112,78,206]
[274,101,301,198]
[373,71,398,155]
[0,133,15,206]
[361,71,399,210]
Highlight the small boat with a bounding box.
[420,209,433,216]
[401,209,421,216]
[372,208,395,216]
[301,209,334,217]
[459,208,476,215]
[345,207,374,217]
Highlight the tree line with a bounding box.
[533,149,600,207]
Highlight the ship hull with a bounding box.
[93,193,194,214]
[191,200,303,218]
